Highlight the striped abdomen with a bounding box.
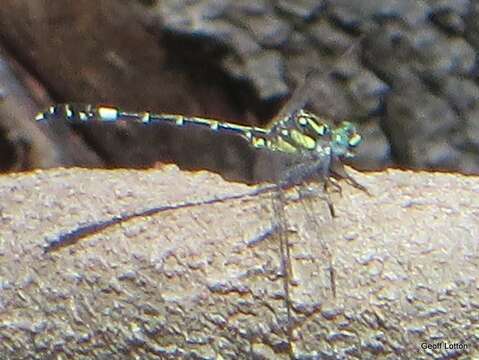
[36,104,272,150]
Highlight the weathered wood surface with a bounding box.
[0,166,477,358]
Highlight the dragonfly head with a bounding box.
[330,121,362,158]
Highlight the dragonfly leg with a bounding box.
[345,174,370,195]
[323,182,336,218]
[325,177,343,197]
[330,158,369,195]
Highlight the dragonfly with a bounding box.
[35,38,368,355]
[36,101,365,217]
[35,102,366,238]
[35,103,363,186]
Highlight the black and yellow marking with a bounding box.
[36,104,273,150]
[263,109,333,154]
[36,104,361,160]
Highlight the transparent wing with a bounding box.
[273,69,320,122]
[262,36,367,311]
[272,35,365,123]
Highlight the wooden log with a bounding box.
[0,166,477,358]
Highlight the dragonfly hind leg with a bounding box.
[344,174,370,195]
[330,159,370,196]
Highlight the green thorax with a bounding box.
[259,109,362,160]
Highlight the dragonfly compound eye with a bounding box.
[348,133,362,148]
[331,121,362,158]
[338,122,361,145]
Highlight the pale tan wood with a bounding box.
[0,166,477,358]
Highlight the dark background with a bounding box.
[0,0,478,177]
